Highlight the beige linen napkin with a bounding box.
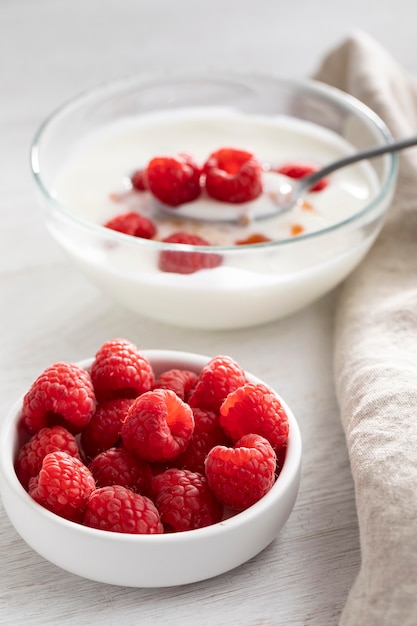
[314,32,417,625]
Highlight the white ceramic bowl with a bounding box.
[30,72,397,330]
[0,350,302,587]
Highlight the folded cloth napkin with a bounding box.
[314,32,417,625]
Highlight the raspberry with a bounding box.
[89,447,153,495]
[121,389,194,462]
[83,485,163,534]
[80,398,134,460]
[151,468,223,531]
[205,434,276,511]
[28,451,96,522]
[158,231,222,275]
[275,162,328,192]
[188,355,247,413]
[219,382,289,451]
[146,153,202,207]
[130,168,147,191]
[15,425,81,490]
[90,338,154,402]
[153,368,198,402]
[191,406,224,434]
[104,211,156,239]
[203,147,263,203]
[174,407,230,473]
[21,362,96,435]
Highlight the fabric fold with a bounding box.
[314,31,417,626]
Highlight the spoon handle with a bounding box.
[303,134,417,187]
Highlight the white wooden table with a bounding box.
[1,2,416,624]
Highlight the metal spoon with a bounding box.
[157,134,417,223]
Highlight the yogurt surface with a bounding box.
[47,107,387,328]
[53,108,379,246]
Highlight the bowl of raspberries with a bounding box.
[0,338,301,587]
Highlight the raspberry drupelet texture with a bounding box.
[153,368,198,402]
[219,382,289,451]
[28,451,96,522]
[203,148,263,203]
[173,407,230,474]
[80,397,134,461]
[90,338,154,402]
[15,425,81,489]
[205,433,277,511]
[83,485,163,534]
[89,447,153,495]
[188,355,247,413]
[21,362,96,435]
[151,468,223,532]
[146,153,202,207]
[121,389,194,462]
[158,231,222,275]
[104,211,156,239]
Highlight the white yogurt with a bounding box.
[49,108,389,329]
[54,108,378,244]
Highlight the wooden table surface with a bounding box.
[1,2,416,624]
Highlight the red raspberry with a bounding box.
[89,447,153,495]
[203,147,263,203]
[151,468,223,532]
[121,389,194,462]
[153,368,198,402]
[188,355,247,413]
[80,398,134,460]
[158,231,222,275]
[275,162,328,192]
[15,425,81,490]
[90,338,154,402]
[146,153,202,207]
[104,211,156,239]
[83,485,163,534]
[28,451,96,522]
[130,168,147,191]
[21,362,96,435]
[219,382,289,451]
[174,407,230,474]
[205,434,276,511]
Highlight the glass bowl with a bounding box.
[30,73,397,329]
[0,350,302,587]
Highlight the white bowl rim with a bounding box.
[0,349,302,544]
[30,70,398,252]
